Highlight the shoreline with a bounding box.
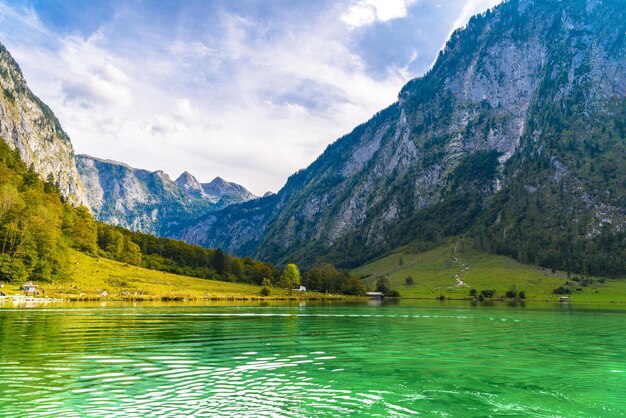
[4,295,626,308]
[0,293,360,304]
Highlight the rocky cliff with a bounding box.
[0,43,88,206]
[76,155,256,236]
[181,0,626,275]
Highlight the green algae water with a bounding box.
[1,301,625,417]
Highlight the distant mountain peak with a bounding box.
[175,171,205,196]
[176,171,198,184]
[75,154,256,235]
[202,176,256,201]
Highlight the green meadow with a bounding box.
[0,250,346,301]
[353,239,626,302]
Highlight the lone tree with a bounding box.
[212,248,228,276]
[405,276,414,285]
[281,263,301,295]
[376,277,391,294]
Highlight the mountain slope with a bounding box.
[352,240,626,301]
[76,155,256,236]
[0,43,88,206]
[181,0,626,275]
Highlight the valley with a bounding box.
[1,1,626,416]
[0,0,624,298]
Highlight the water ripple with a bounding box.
[1,305,626,416]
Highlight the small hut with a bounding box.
[22,282,37,295]
[366,291,384,300]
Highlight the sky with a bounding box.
[0,0,501,195]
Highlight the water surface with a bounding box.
[1,301,625,416]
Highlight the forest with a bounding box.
[0,138,365,294]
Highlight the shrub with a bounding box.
[505,285,518,298]
[469,289,477,297]
[553,286,571,295]
[387,290,401,297]
[260,287,271,296]
[340,276,366,296]
[405,276,414,285]
[519,291,526,299]
[480,289,495,298]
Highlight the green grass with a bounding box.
[2,250,346,301]
[353,239,626,302]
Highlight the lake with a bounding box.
[1,300,625,417]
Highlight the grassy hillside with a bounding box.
[0,250,342,301]
[353,240,626,302]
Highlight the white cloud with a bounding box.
[0,0,501,195]
[0,6,412,194]
[168,40,215,60]
[57,35,133,108]
[175,99,198,123]
[341,0,418,29]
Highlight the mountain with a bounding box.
[76,155,256,236]
[0,43,88,206]
[200,176,256,204]
[175,172,256,203]
[181,0,626,275]
[0,39,256,237]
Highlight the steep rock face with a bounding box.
[0,42,88,206]
[181,0,626,273]
[76,155,256,236]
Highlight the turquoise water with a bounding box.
[0,301,625,416]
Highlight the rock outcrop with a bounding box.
[0,43,88,206]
